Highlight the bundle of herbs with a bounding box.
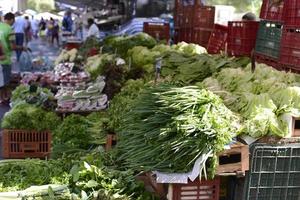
[117,85,240,176]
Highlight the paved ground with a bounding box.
[0,37,60,159]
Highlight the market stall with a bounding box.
[0,0,300,199]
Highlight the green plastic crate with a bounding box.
[245,144,300,200]
[255,20,283,59]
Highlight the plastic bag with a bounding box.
[19,51,33,72]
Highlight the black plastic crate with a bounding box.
[255,20,283,59]
[245,144,300,200]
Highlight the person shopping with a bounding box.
[86,18,100,40]
[0,12,27,104]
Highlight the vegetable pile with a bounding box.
[1,103,60,132]
[11,85,56,110]
[5,31,300,199]
[0,151,156,200]
[202,64,300,138]
[117,85,240,175]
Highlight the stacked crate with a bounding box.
[255,0,300,72]
[143,22,171,42]
[280,0,300,72]
[227,21,259,57]
[254,0,284,69]
[207,24,228,54]
[174,0,215,48]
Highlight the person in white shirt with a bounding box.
[31,16,39,39]
[86,18,100,39]
[12,12,26,61]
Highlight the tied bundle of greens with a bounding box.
[117,85,240,176]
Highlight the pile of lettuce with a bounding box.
[202,64,300,138]
[1,104,60,132]
[103,33,157,58]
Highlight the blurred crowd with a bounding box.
[0,9,101,104]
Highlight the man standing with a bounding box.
[62,10,73,33]
[13,12,26,61]
[0,12,26,104]
[86,18,99,40]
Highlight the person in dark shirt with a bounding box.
[51,20,59,46]
[39,18,46,38]
[62,10,73,32]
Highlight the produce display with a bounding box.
[55,49,78,65]
[1,103,60,132]
[54,63,90,85]
[103,33,157,57]
[0,152,156,200]
[21,71,56,86]
[3,31,300,199]
[11,85,56,110]
[202,65,300,138]
[117,85,240,176]
[55,76,107,112]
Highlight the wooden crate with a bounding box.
[170,177,220,200]
[2,129,51,159]
[216,143,249,176]
[292,117,300,137]
[105,134,117,150]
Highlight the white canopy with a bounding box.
[24,9,37,16]
[35,12,63,21]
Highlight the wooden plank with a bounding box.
[216,144,249,175]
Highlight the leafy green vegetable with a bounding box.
[53,114,93,151]
[85,54,115,80]
[0,159,68,192]
[1,104,60,131]
[171,42,207,56]
[107,79,146,132]
[103,33,157,58]
[117,85,240,176]
[0,151,156,200]
[11,85,56,110]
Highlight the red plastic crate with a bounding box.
[2,129,51,159]
[280,26,300,70]
[174,1,211,28]
[193,6,215,29]
[182,5,194,28]
[175,28,193,43]
[88,48,99,57]
[255,53,281,69]
[192,28,213,47]
[207,24,228,54]
[143,22,170,41]
[65,42,81,50]
[227,21,259,57]
[260,0,284,21]
[174,28,180,43]
[172,177,220,200]
[283,0,300,26]
[174,8,184,27]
